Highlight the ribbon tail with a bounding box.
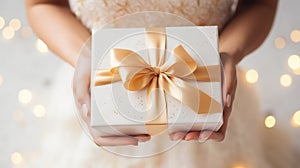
[94,70,121,86]
[184,65,221,82]
[145,76,168,135]
[162,76,222,114]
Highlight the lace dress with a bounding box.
[33,1,293,168]
[69,0,238,29]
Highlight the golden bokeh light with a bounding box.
[245,69,259,84]
[11,152,23,165]
[274,37,286,49]
[18,89,32,104]
[0,16,5,29]
[33,105,46,118]
[288,54,300,70]
[290,30,300,43]
[280,74,292,87]
[2,26,15,39]
[9,18,22,31]
[292,110,300,126]
[233,165,246,168]
[232,162,247,168]
[265,115,276,128]
[293,67,300,75]
[290,118,299,127]
[35,39,49,53]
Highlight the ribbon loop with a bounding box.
[95,27,222,131]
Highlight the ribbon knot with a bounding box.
[152,67,161,75]
[95,27,222,131]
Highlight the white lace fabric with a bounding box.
[69,0,237,30]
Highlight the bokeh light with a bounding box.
[232,162,247,168]
[232,165,246,168]
[35,39,48,53]
[265,115,276,128]
[293,67,300,75]
[288,54,300,70]
[2,26,15,39]
[33,105,46,118]
[18,89,32,104]
[290,30,300,43]
[11,152,23,165]
[280,74,292,87]
[9,18,21,31]
[245,69,259,84]
[274,37,286,49]
[0,16,5,29]
[292,110,300,126]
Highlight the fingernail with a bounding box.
[198,134,209,143]
[226,94,231,107]
[131,142,138,146]
[82,104,88,117]
[137,138,147,142]
[185,136,192,141]
[172,134,183,141]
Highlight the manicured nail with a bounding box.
[185,136,192,141]
[198,134,209,143]
[136,137,148,142]
[226,94,231,107]
[82,104,88,117]
[172,134,183,141]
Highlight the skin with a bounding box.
[26,0,278,146]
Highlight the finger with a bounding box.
[215,105,232,140]
[183,131,212,141]
[75,76,91,105]
[169,132,186,141]
[220,54,236,105]
[74,72,91,121]
[201,131,224,142]
[133,134,151,142]
[184,132,200,141]
[95,136,139,146]
[222,66,236,107]
[183,131,224,142]
[81,103,90,124]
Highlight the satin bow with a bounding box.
[95,27,222,134]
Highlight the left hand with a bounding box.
[169,53,237,142]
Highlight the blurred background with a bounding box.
[1,0,300,167]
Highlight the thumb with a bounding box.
[222,63,236,108]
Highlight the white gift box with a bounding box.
[91,26,223,136]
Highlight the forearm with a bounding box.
[219,0,278,64]
[26,0,90,67]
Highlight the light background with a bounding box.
[0,0,300,167]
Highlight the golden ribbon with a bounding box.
[95,27,222,135]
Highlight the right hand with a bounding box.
[72,41,150,146]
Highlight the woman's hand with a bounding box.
[169,53,237,142]
[72,43,150,146]
[170,0,278,142]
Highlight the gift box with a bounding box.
[91,26,223,136]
